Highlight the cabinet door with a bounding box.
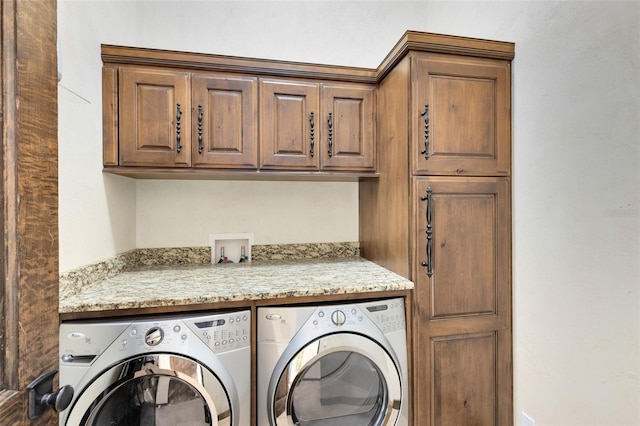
[119,68,191,167]
[192,74,258,169]
[412,177,512,425]
[320,84,376,171]
[260,79,319,170]
[412,54,511,176]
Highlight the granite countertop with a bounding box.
[59,256,414,314]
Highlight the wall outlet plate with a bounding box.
[209,233,254,264]
[522,412,535,426]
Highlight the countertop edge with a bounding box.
[59,256,414,317]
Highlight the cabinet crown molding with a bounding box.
[101,30,515,84]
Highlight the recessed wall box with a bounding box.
[209,233,254,264]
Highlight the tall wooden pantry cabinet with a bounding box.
[360,32,514,425]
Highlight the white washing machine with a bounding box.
[58,310,251,426]
[257,298,408,426]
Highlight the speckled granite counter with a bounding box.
[59,257,413,314]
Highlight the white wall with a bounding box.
[58,1,639,425]
[135,180,358,247]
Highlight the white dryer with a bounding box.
[257,298,408,426]
[59,310,251,426]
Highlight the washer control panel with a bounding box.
[60,310,251,362]
[185,310,251,354]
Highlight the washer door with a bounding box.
[66,354,232,426]
[268,333,402,426]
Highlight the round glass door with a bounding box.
[271,334,401,426]
[67,354,232,426]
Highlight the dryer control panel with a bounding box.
[315,298,405,334]
[360,298,406,334]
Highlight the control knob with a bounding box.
[145,327,164,346]
[331,310,346,326]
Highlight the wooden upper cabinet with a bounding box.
[119,67,191,167]
[102,44,380,177]
[260,79,320,170]
[104,33,515,179]
[320,84,376,171]
[411,53,511,176]
[192,74,258,169]
[260,79,376,172]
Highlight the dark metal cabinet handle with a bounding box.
[420,186,433,277]
[176,103,182,154]
[27,371,74,419]
[309,112,315,157]
[197,104,203,154]
[420,103,429,159]
[327,112,333,157]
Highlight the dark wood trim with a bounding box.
[101,44,378,84]
[252,289,412,307]
[404,290,414,424]
[102,65,118,166]
[2,0,20,394]
[1,0,58,423]
[0,390,21,425]
[102,166,379,181]
[59,299,254,321]
[59,289,412,321]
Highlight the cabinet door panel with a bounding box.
[412,54,510,176]
[414,177,510,320]
[432,333,496,426]
[431,76,494,157]
[260,79,319,170]
[192,74,258,168]
[321,84,376,171]
[413,326,512,426]
[119,68,191,167]
[431,191,496,317]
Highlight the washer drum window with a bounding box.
[66,354,231,426]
